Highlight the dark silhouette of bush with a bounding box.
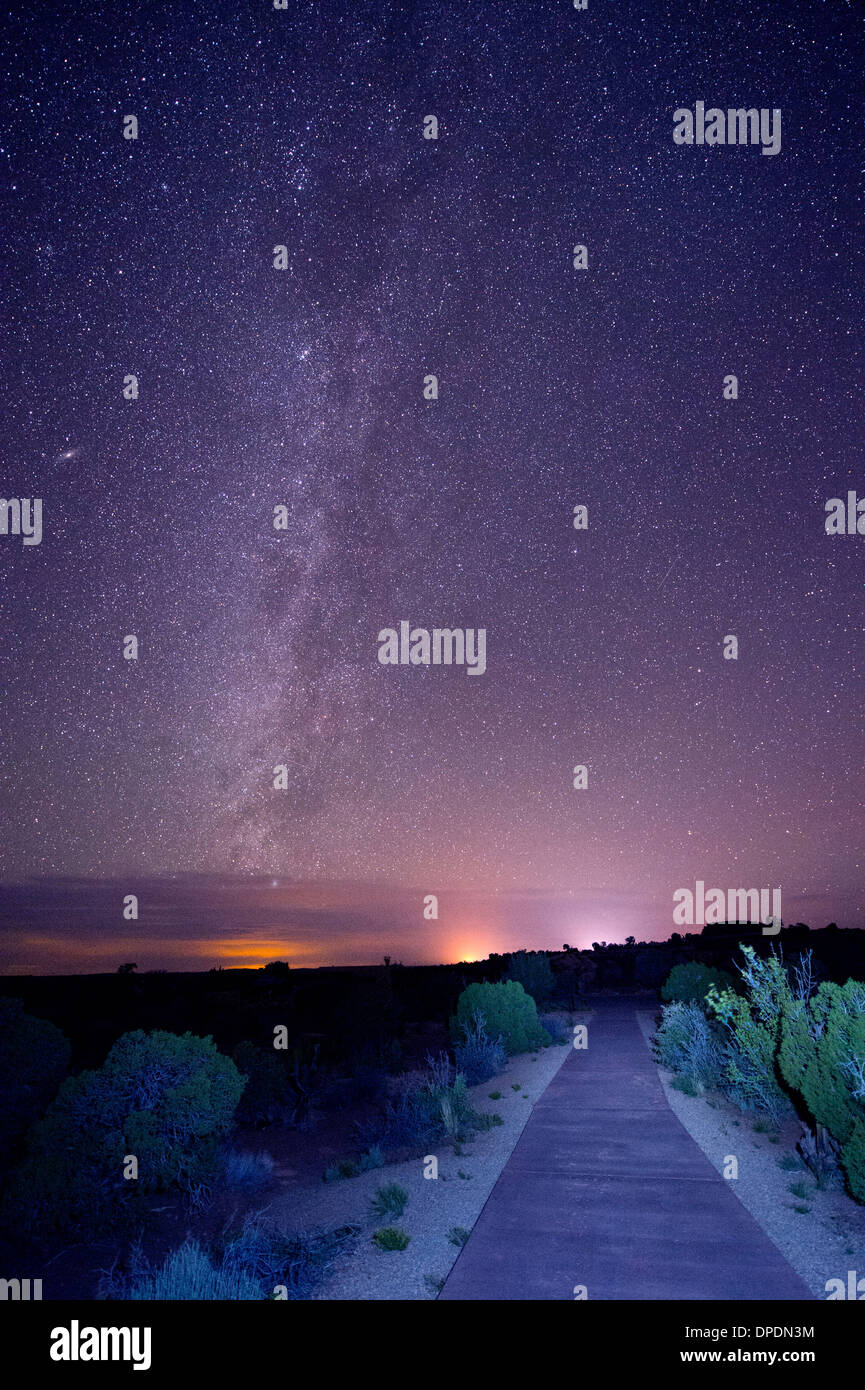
[505,950,555,1005]
[634,949,670,989]
[0,997,70,1160]
[661,962,735,1005]
[232,1041,293,1126]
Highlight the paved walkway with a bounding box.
[440,999,812,1300]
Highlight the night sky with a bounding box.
[0,0,862,972]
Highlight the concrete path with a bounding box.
[440,999,812,1300]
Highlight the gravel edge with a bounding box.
[635,1008,865,1299]
[268,1014,583,1300]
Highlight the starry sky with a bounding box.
[0,0,862,972]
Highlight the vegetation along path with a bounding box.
[439,998,812,1300]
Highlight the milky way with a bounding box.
[0,0,862,967]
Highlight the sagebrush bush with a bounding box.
[3,1030,245,1240]
[661,962,735,1005]
[452,981,550,1056]
[121,1213,358,1300]
[653,1003,725,1090]
[223,1149,275,1192]
[357,1054,481,1156]
[539,1013,569,1044]
[128,1239,262,1301]
[706,948,793,1124]
[454,1010,506,1084]
[370,1183,408,1220]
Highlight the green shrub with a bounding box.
[370,1183,408,1221]
[372,1226,410,1251]
[448,1226,470,1247]
[452,982,549,1056]
[778,979,865,1200]
[661,962,735,1005]
[3,1030,244,1239]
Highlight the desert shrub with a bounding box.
[358,1144,385,1172]
[539,1013,569,1044]
[120,1213,358,1301]
[356,1054,481,1156]
[223,1149,275,1192]
[325,1158,358,1182]
[0,997,70,1160]
[323,1145,384,1182]
[232,1042,292,1126]
[372,1226,410,1251]
[472,1111,503,1129]
[779,979,865,1200]
[222,1212,359,1299]
[358,1088,441,1154]
[653,1003,725,1090]
[706,948,793,1124]
[128,1239,262,1301]
[344,1062,389,1106]
[370,1183,408,1220]
[453,1010,506,1084]
[262,960,291,979]
[3,1030,244,1239]
[452,981,550,1056]
[505,951,555,1005]
[661,962,735,1005]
